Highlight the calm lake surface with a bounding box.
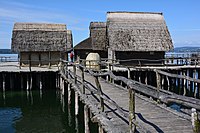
[0,89,97,133]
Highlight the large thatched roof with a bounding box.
[107,12,173,51]
[74,37,92,50]
[11,23,72,52]
[90,22,107,51]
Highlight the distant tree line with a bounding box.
[0,49,17,54]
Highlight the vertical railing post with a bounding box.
[128,86,136,133]
[73,64,77,84]
[81,67,85,94]
[95,76,104,112]
[191,108,200,133]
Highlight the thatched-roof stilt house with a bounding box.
[107,12,173,65]
[11,23,73,66]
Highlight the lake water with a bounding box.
[0,90,98,133]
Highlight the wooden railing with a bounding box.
[60,60,146,132]
[59,59,200,132]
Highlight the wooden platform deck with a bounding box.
[67,68,193,133]
[0,62,59,72]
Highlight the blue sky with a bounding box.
[0,0,200,48]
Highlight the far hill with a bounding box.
[0,49,17,54]
[171,47,200,53]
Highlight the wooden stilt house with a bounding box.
[107,12,173,65]
[11,23,73,66]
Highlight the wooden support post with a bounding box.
[10,74,13,90]
[84,105,90,133]
[98,125,104,133]
[194,69,198,98]
[68,84,71,105]
[138,72,141,83]
[21,74,24,90]
[39,74,42,90]
[161,75,164,89]
[73,65,77,84]
[75,91,79,116]
[3,74,5,92]
[127,68,131,79]
[183,71,187,96]
[145,72,148,85]
[75,116,79,133]
[128,86,136,133]
[26,74,29,90]
[95,77,104,112]
[81,67,85,94]
[166,76,170,91]
[191,108,200,133]
[156,71,161,90]
[30,74,32,90]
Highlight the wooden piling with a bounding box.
[73,65,77,84]
[21,74,24,90]
[127,68,131,79]
[26,74,29,90]
[161,75,164,89]
[75,91,79,116]
[30,74,32,90]
[183,71,187,96]
[156,71,161,90]
[3,74,5,91]
[68,84,71,105]
[166,76,170,91]
[194,69,198,98]
[39,74,42,90]
[81,67,85,94]
[145,72,148,85]
[95,77,104,112]
[128,86,135,133]
[98,124,104,133]
[84,105,90,133]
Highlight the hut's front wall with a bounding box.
[90,22,107,51]
[115,51,165,65]
[20,51,61,66]
[12,30,68,52]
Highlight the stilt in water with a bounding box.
[84,105,90,133]
[39,74,42,90]
[75,91,79,116]
[3,74,5,92]
[26,74,29,90]
[68,84,71,105]
[21,74,24,90]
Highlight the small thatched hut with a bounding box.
[11,23,72,66]
[107,12,173,65]
[74,22,108,60]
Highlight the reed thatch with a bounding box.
[74,37,92,50]
[90,22,107,51]
[107,12,173,51]
[11,23,72,52]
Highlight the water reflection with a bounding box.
[0,90,81,133]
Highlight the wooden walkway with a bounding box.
[65,67,193,133]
